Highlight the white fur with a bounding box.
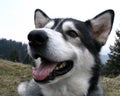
[29,28,75,62]
[62,21,78,33]
[34,57,41,68]
[32,48,94,96]
[27,27,95,95]
[18,82,27,96]
[18,9,114,96]
[26,27,96,96]
[45,20,55,28]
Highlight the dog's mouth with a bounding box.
[32,57,73,83]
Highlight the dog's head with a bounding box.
[28,9,114,84]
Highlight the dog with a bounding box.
[18,9,114,96]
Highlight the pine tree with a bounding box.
[9,49,19,62]
[104,30,120,77]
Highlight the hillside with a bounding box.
[0,59,120,96]
[0,59,31,96]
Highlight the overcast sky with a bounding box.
[0,0,120,54]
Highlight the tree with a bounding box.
[0,39,31,64]
[104,30,120,77]
[9,49,19,62]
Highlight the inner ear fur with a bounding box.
[87,10,114,45]
[34,9,50,28]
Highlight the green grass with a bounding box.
[0,59,120,96]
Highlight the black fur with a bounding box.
[18,9,114,96]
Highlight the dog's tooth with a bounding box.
[56,67,59,70]
[55,63,66,71]
[57,67,59,70]
[60,65,63,69]
[62,63,65,67]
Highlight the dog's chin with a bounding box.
[32,57,73,84]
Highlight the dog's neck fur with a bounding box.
[39,70,92,96]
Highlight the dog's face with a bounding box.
[28,9,114,84]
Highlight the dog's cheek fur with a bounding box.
[69,43,102,95]
[62,46,95,94]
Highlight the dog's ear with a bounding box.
[34,9,50,28]
[87,10,114,45]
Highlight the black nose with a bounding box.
[28,30,48,46]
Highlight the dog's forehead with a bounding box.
[45,18,62,29]
[45,18,83,31]
[62,21,78,32]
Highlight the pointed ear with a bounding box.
[87,10,114,45]
[34,9,50,28]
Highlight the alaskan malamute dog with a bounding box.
[18,9,114,96]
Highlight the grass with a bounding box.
[0,59,120,96]
[0,59,31,96]
[102,76,120,96]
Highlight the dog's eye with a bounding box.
[66,30,78,38]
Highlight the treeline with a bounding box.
[0,38,31,64]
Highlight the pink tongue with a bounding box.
[32,63,57,81]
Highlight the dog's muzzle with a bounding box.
[27,30,73,83]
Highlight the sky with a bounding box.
[0,0,120,54]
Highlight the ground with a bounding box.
[0,59,120,96]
